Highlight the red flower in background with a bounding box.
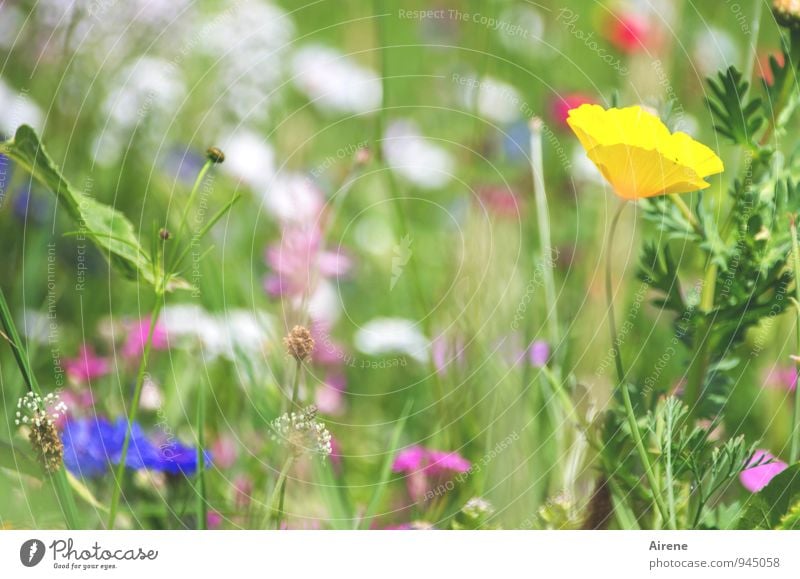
[551,93,595,128]
[605,12,650,54]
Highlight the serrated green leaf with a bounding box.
[706,67,764,147]
[0,125,186,292]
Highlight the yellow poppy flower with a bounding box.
[567,104,724,200]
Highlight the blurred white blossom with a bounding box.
[355,317,429,363]
[291,44,381,115]
[384,120,455,189]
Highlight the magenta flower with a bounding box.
[763,366,797,393]
[393,446,427,472]
[263,225,351,299]
[207,511,223,529]
[211,435,238,469]
[122,318,169,359]
[64,345,110,382]
[529,340,550,368]
[315,372,347,416]
[393,446,471,502]
[740,450,788,493]
[426,450,471,475]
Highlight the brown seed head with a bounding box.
[29,419,63,473]
[284,325,315,361]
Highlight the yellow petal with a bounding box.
[587,144,712,200]
[567,104,724,199]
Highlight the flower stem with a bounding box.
[0,285,80,529]
[195,376,207,530]
[107,297,164,529]
[290,359,302,410]
[267,456,294,530]
[683,264,717,419]
[605,201,672,528]
[668,195,702,235]
[530,118,560,352]
[789,216,800,463]
[372,2,450,443]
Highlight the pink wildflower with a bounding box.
[207,511,223,529]
[64,345,110,382]
[740,450,788,493]
[315,372,347,416]
[263,225,351,299]
[122,318,168,359]
[528,340,550,368]
[392,446,471,502]
[763,365,797,392]
[211,435,238,469]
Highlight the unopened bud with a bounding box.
[206,146,225,164]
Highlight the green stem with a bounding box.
[372,1,450,444]
[664,415,678,529]
[605,201,672,528]
[530,118,560,352]
[684,264,717,418]
[789,217,800,463]
[0,286,80,529]
[107,298,164,529]
[195,376,207,530]
[290,359,302,411]
[668,195,702,236]
[176,162,211,245]
[267,456,294,530]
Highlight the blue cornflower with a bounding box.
[61,417,211,477]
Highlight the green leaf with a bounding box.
[738,464,800,529]
[313,459,353,530]
[706,67,764,147]
[355,398,414,529]
[0,125,185,292]
[0,439,41,478]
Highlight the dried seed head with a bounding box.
[206,146,225,164]
[774,0,800,28]
[16,392,66,473]
[270,405,332,458]
[29,419,63,473]
[284,325,315,361]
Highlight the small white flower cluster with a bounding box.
[271,406,332,459]
[463,497,494,520]
[15,391,67,428]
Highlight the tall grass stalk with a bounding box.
[789,217,800,464]
[529,118,560,352]
[106,299,164,528]
[0,285,81,529]
[605,201,672,527]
